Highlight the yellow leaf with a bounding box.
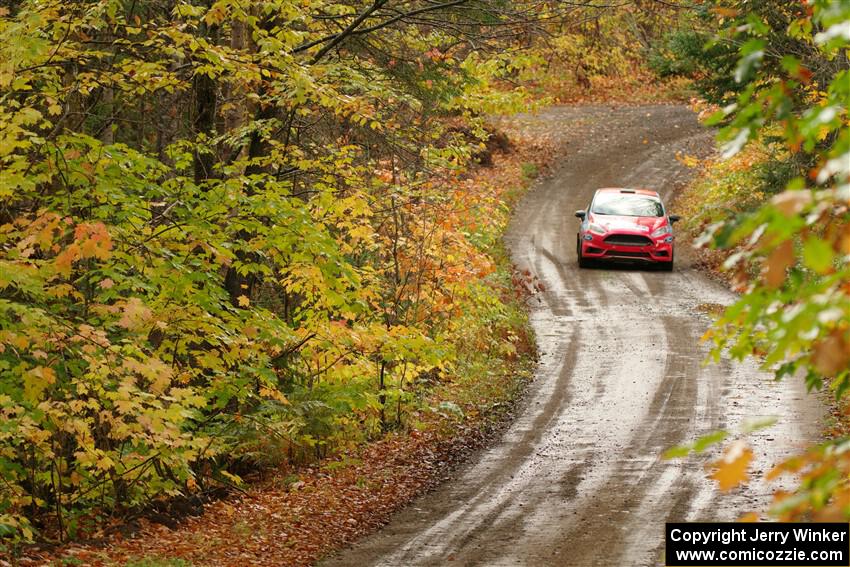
[24,366,56,403]
[710,440,752,491]
[738,512,759,522]
[237,295,250,307]
[96,455,114,471]
[259,386,288,404]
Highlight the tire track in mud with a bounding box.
[322,105,822,567]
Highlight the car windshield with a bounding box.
[591,193,664,217]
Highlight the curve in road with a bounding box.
[321,105,822,567]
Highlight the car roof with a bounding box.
[595,187,659,198]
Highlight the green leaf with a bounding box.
[802,238,834,274]
[664,430,728,459]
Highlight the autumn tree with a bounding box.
[0,0,571,544]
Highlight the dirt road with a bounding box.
[321,105,822,566]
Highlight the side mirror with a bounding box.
[575,210,586,219]
[668,214,681,223]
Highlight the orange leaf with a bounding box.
[840,224,850,254]
[78,223,113,260]
[117,297,152,331]
[761,240,794,288]
[712,6,740,16]
[812,331,850,377]
[54,243,81,276]
[710,441,752,491]
[766,456,804,480]
[771,190,812,217]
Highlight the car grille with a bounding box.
[606,251,651,259]
[603,234,652,246]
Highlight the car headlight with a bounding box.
[651,225,672,238]
[588,223,607,235]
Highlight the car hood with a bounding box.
[588,213,667,233]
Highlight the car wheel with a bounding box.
[659,252,674,272]
[577,237,591,268]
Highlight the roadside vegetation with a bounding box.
[527,5,697,103]
[663,0,850,521]
[0,0,535,549]
[676,132,789,279]
[33,129,547,567]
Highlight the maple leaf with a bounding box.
[54,243,80,276]
[77,223,113,260]
[259,386,289,404]
[24,366,57,403]
[237,295,250,307]
[811,331,850,377]
[761,239,793,288]
[710,441,752,491]
[117,297,152,331]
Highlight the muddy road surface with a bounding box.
[322,105,822,566]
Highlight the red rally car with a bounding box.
[575,188,680,271]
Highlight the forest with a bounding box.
[0,0,849,564]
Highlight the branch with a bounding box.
[345,0,471,38]
[306,0,390,64]
[294,0,472,60]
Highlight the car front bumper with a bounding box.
[580,232,673,263]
